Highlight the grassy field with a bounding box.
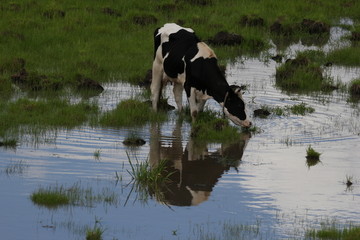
[0,0,359,139]
[1,0,359,84]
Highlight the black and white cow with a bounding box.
[151,23,251,128]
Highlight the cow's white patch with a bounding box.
[222,105,251,128]
[190,42,216,62]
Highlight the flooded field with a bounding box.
[1,28,360,239]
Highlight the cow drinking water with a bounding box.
[151,23,251,128]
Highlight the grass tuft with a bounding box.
[99,99,167,127]
[30,182,119,209]
[275,51,335,93]
[190,109,243,142]
[306,145,321,160]
[126,153,173,203]
[306,223,360,240]
[30,185,70,208]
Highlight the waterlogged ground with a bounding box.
[1,29,360,240]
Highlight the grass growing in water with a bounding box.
[30,185,70,208]
[306,223,360,239]
[0,98,98,137]
[126,153,173,203]
[86,219,105,240]
[306,145,321,160]
[190,109,244,142]
[275,51,334,93]
[30,182,119,209]
[99,99,167,127]
[260,102,315,117]
[326,46,360,67]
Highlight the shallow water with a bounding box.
[1,31,360,239]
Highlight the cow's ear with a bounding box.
[229,85,243,97]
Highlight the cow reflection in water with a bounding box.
[149,122,250,206]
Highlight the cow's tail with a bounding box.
[153,27,161,59]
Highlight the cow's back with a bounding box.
[154,24,199,79]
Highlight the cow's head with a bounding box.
[223,85,252,128]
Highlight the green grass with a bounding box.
[30,182,119,208]
[30,185,70,208]
[275,51,334,93]
[1,0,359,85]
[126,153,173,203]
[0,98,99,137]
[260,102,315,117]
[349,79,360,95]
[306,224,360,240]
[93,149,101,160]
[326,46,360,67]
[0,0,359,138]
[306,145,321,160]
[99,99,167,127]
[190,109,244,142]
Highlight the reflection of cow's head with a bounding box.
[223,85,252,128]
[149,122,251,206]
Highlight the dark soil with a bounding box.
[350,82,360,96]
[300,19,330,35]
[123,138,146,146]
[176,0,212,6]
[75,74,104,92]
[43,9,66,19]
[350,32,360,42]
[12,70,64,91]
[132,15,158,26]
[208,31,244,46]
[240,15,265,27]
[254,109,271,118]
[101,7,121,17]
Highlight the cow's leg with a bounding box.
[150,60,163,111]
[188,87,199,122]
[196,91,207,113]
[173,82,183,111]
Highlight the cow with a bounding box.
[151,23,251,128]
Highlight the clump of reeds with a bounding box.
[190,109,243,141]
[99,99,167,127]
[306,145,321,160]
[30,182,119,209]
[275,52,336,93]
[306,223,360,239]
[126,153,173,203]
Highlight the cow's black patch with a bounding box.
[162,29,200,78]
[224,89,247,120]
[184,57,228,102]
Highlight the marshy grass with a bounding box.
[306,223,360,240]
[30,185,70,208]
[345,175,354,188]
[349,79,360,96]
[99,99,167,127]
[0,138,17,148]
[123,132,146,147]
[326,46,360,67]
[0,98,98,137]
[30,182,119,209]
[1,0,359,86]
[93,149,101,160]
[306,145,321,160]
[275,51,334,93]
[86,220,105,240]
[190,109,244,142]
[126,153,173,203]
[260,102,315,117]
